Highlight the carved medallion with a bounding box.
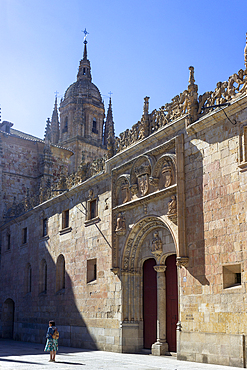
[137,174,149,196]
[134,164,151,196]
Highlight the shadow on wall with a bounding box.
[186,141,209,286]
[186,118,239,286]
[0,247,96,350]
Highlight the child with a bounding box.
[44,320,58,362]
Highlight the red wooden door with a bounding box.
[143,258,157,349]
[166,254,178,352]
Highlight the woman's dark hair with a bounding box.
[49,320,55,326]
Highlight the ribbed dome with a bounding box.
[64,79,102,102]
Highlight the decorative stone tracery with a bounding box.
[114,37,247,154]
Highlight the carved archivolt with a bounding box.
[121,216,178,273]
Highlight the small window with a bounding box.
[89,200,96,219]
[223,264,241,289]
[56,254,65,292]
[7,234,10,250]
[23,227,27,244]
[43,218,48,237]
[92,118,98,134]
[62,210,69,229]
[87,258,97,283]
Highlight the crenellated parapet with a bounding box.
[114,35,247,153]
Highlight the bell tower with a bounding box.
[58,29,107,173]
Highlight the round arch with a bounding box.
[2,298,15,339]
[121,215,178,272]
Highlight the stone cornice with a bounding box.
[109,136,177,176]
[106,116,186,174]
[186,94,247,136]
[112,184,177,213]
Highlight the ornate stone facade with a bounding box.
[2,33,247,368]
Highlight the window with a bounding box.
[92,118,98,134]
[223,264,241,289]
[56,254,65,292]
[40,259,47,293]
[23,227,27,244]
[43,218,48,237]
[62,210,69,229]
[26,263,32,293]
[7,234,10,250]
[89,200,96,219]
[85,191,100,226]
[87,258,97,283]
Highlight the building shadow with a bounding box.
[186,117,239,287]
[0,229,97,350]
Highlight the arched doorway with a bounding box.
[166,254,178,352]
[120,216,178,354]
[143,258,157,349]
[2,298,15,339]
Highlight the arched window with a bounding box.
[26,263,32,293]
[63,117,68,133]
[56,254,65,292]
[92,118,98,134]
[40,259,47,293]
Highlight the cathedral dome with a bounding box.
[64,79,102,102]
[62,40,103,105]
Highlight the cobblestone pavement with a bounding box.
[0,339,240,370]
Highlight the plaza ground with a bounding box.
[0,339,241,369]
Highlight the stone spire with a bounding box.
[139,96,150,139]
[77,32,92,82]
[83,40,88,60]
[105,97,115,158]
[187,66,198,125]
[44,118,51,142]
[50,96,60,144]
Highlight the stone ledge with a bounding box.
[84,216,100,227]
[59,226,72,235]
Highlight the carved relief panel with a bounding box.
[115,175,130,206]
[130,155,155,198]
[151,154,177,191]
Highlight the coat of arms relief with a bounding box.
[134,164,151,196]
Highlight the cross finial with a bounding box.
[108,91,113,98]
[83,28,89,44]
[54,91,59,98]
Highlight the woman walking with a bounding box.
[44,320,59,362]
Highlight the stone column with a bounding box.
[151,265,168,356]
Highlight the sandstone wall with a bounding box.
[178,101,247,367]
[0,173,122,351]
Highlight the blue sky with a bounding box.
[1,0,247,138]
